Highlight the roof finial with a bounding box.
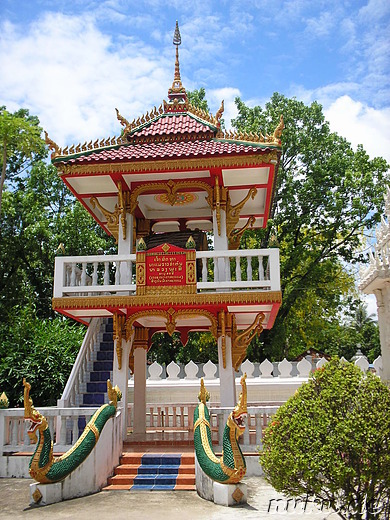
[168,21,187,105]
[173,21,182,85]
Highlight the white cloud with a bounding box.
[208,87,241,129]
[0,12,172,144]
[324,96,390,163]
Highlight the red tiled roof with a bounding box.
[130,114,214,137]
[65,139,275,165]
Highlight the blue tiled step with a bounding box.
[130,454,181,491]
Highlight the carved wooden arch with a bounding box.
[129,179,214,215]
[125,308,217,342]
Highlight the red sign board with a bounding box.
[136,243,196,295]
[146,244,187,286]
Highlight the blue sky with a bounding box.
[1,0,389,160]
[1,0,389,316]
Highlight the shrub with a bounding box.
[259,358,390,519]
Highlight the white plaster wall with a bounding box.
[128,378,308,406]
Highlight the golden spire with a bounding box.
[173,20,182,85]
[168,21,186,100]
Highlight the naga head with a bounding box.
[107,380,122,409]
[231,373,247,435]
[198,378,210,405]
[23,379,47,443]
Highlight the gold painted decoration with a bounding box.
[52,290,282,310]
[58,152,279,177]
[155,192,198,206]
[113,313,126,370]
[124,308,218,342]
[226,187,257,242]
[0,391,9,409]
[44,131,61,159]
[231,312,265,370]
[115,108,130,128]
[90,182,130,242]
[229,215,256,250]
[90,197,120,242]
[130,179,213,215]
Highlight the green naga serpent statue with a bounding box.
[194,374,247,484]
[23,378,121,483]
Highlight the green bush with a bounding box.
[0,306,85,406]
[259,358,390,519]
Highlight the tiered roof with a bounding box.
[46,23,283,170]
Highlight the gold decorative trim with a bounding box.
[113,313,126,370]
[218,115,284,146]
[132,326,149,350]
[124,308,217,341]
[44,131,61,159]
[229,216,256,250]
[226,187,257,240]
[231,313,265,370]
[130,179,213,215]
[52,291,282,309]
[57,152,279,177]
[86,422,100,442]
[32,488,42,504]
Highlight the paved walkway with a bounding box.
[0,477,335,520]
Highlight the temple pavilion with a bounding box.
[46,23,283,439]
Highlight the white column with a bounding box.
[218,335,236,407]
[133,328,149,435]
[113,337,132,440]
[375,287,390,382]
[213,208,229,282]
[118,212,133,285]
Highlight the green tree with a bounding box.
[0,107,46,216]
[260,358,390,519]
[0,306,85,406]
[187,88,210,112]
[233,93,389,359]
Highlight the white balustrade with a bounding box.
[278,358,293,378]
[0,407,98,454]
[59,317,103,407]
[53,249,280,298]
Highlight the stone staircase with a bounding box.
[82,318,114,407]
[104,452,195,491]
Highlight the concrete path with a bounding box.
[0,477,336,519]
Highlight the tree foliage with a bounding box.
[233,93,389,359]
[0,306,85,406]
[0,108,115,403]
[260,358,390,519]
[0,107,46,216]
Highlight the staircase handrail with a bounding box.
[59,317,102,406]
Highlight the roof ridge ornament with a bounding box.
[167,21,188,111]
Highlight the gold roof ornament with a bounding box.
[169,20,185,96]
[198,378,210,404]
[0,392,9,409]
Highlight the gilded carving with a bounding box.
[229,216,256,250]
[217,311,233,368]
[52,290,282,309]
[226,187,257,237]
[57,152,279,177]
[129,179,214,215]
[124,308,217,342]
[231,312,265,370]
[90,196,120,242]
[113,313,126,370]
[90,182,131,244]
[44,131,61,159]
